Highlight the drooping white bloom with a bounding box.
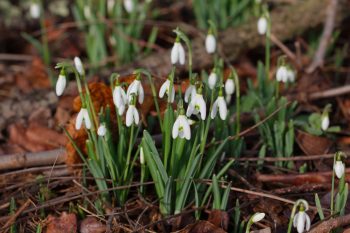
[97,124,107,136]
[257,17,268,35]
[211,96,227,120]
[123,0,134,13]
[225,94,232,103]
[74,57,84,75]
[321,115,329,131]
[208,72,217,90]
[293,210,311,233]
[127,79,144,104]
[252,212,265,223]
[184,84,196,103]
[159,79,175,103]
[276,66,288,82]
[113,85,127,115]
[83,5,92,20]
[75,108,91,130]
[30,3,40,19]
[171,42,185,65]
[334,160,345,179]
[186,93,206,120]
[205,34,216,54]
[55,74,66,96]
[287,69,296,82]
[172,115,191,140]
[140,147,145,164]
[107,0,115,13]
[126,105,139,127]
[225,78,235,95]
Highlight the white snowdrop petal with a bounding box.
[97,124,106,136]
[185,85,195,103]
[74,57,84,75]
[170,86,175,103]
[257,17,267,35]
[205,34,216,54]
[321,116,330,131]
[30,3,40,19]
[172,118,180,139]
[252,212,265,223]
[297,212,306,233]
[198,96,207,120]
[186,102,195,117]
[133,107,140,124]
[123,0,134,13]
[75,109,84,130]
[208,72,217,90]
[276,66,288,82]
[225,94,232,103]
[83,109,91,129]
[117,104,125,116]
[211,99,218,119]
[138,83,144,104]
[126,107,133,127]
[159,80,168,98]
[293,213,299,227]
[140,147,145,164]
[171,43,179,65]
[287,70,296,82]
[178,43,186,65]
[334,161,345,179]
[305,214,311,231]
[181,117,191,140]
[225,79,235,95]
[56,75,66,96]
[218,97,227,120]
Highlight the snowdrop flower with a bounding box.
[75,108,91,130]
[184,83,196,103]
[171,40,185,65]
[126,96,139,127]
[83,6,92,20]
[55,71,66,97]
[334,160,345,179]
[140,147,145,164]
[257,17,268,35]
[113,85,127,115]
[186,91,206,120]
[205,33,216,54]
[123,0,134,13]
[252,212,265,223]
[293,202,311,233]
[97,124,107,136]
[208,71,218,90]
[211,92,227,120]
[225,77,235,95]
[287,69,296,82]
[30,2,40,19]
[172,113,191,140]
[107,0,115,14]
[127,76,144,104]
[276,66,288,83]
[74,57,84,76]
[321,115,329,131]
[159,78,175,103]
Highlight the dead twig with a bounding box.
[1,199,31,231]
[0,148,66,171]
[306,0,338,73]
[309,213,350,233]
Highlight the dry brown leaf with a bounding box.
[176,220,226,233]
[46,212,77,233]
[207,210,229,231]
[80,217,106,233]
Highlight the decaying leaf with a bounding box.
[46,212,77,233]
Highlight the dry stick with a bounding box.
[0,148,66,171]
[270,34,299,69]
[309,213,350,233]
[234,153,336,162]
[309,85,350,100]
[1,199,31,230]
[306,0,338,73]
[256,168,350,185]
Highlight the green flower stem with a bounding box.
[265,15,271,83]
[232,67,241,134]
[124,123,135,180]
[287,202,298,233]
[145,70,163,132]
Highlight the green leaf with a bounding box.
[212,174,221,210]
[315,193,325,220]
